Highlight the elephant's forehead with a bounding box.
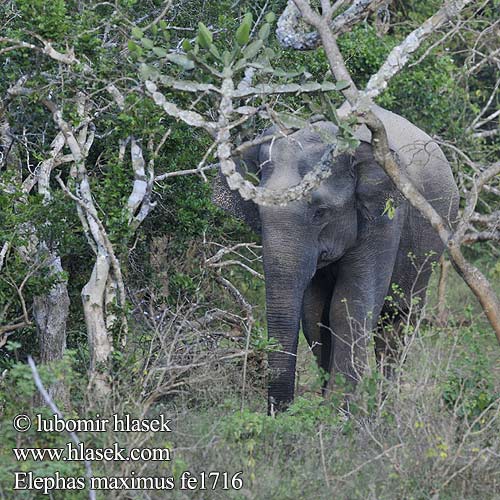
[262,131,331,190]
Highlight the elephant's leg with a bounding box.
[376,242,442,378]
[375,283,429,378]
[302,265,336,374]
[326,216,404,396]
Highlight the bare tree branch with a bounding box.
[0,36,92,73]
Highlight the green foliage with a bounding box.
[382,197,396,220]
[0,355,91,498]
[221,397,343,443]
[337,24,466,134]
[441,326,499,424]
[235,13,253,46]
[16,0,69,39]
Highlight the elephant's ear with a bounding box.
[354,142,405,221]
[211,150,261,234]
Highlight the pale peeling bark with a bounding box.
[47,91,160,393]
[82,253,113,396]
[145,81,218,135]
[127,137,156,231]
[45,98,115,396]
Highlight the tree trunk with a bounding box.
[82,252,113,398]
[33,244,70,405]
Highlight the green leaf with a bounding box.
[235,13,252,46]
[258,23,270,41]
[182,39,192,52]
[127,41,143,58]
[139,64,160,80]
[127,40,139,52]
[231,45,242,60]
[272,67,304,78]
[209,44,221,59]
[166,53,195,70]
[153,47,168,58]
[141,37,154,50]
[335,80,351,90]
[263,47,276,60]
[276,112,308,129]
[222,50,232,66]
[382,198,396,219]
[131,27,143,39]
[265,12,276,23]
[243,40,263,60]
[244,172,260,186]
[197,22,213,49]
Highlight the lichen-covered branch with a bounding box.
[144,81,218,136]
[290,0,359,101]
[363,0,474,100]
[216,76,346,205]
[44,97,121,394]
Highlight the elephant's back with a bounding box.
[357,105,459,227]
[367,106,459,303]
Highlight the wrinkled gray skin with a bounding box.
[213,106,459,412]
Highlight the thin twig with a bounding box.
[27,357,96,500]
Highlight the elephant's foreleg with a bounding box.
[302,265,335,375]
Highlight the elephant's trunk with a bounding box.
[262,227,317,413]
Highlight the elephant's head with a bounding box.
[212,122,401,411]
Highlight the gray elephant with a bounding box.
[213,105,459,412]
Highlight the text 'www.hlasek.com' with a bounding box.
[12,413,243,494]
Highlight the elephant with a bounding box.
[212,105,459,413]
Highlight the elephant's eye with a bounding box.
[312,205,330,223]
